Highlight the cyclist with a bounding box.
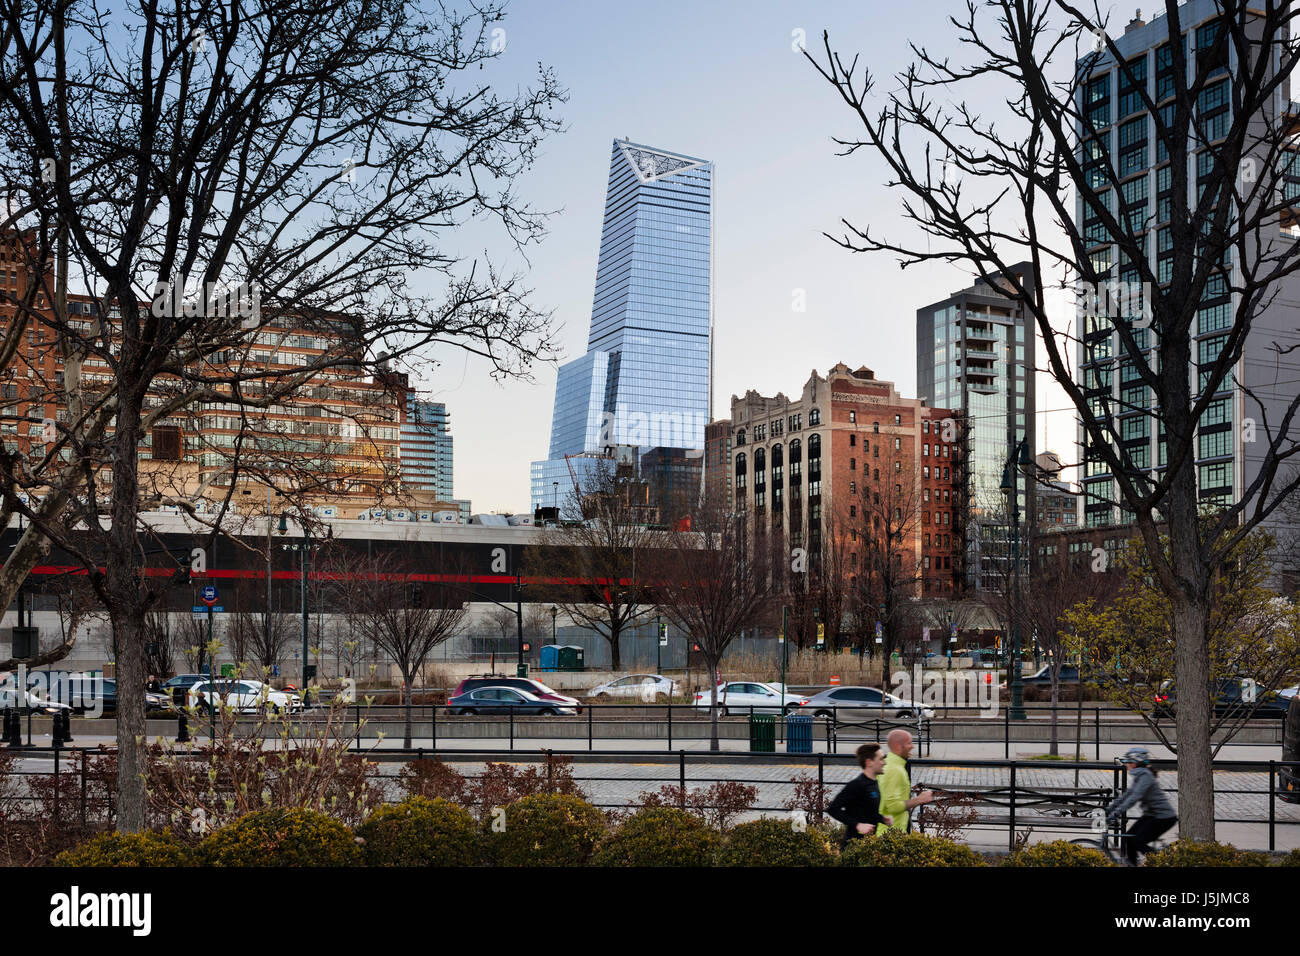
[1104,747,1177,865]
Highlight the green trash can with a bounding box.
[748,713,776,753]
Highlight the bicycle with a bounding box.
[1070,813,1170,865]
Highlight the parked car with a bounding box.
[1153,678,1291,719]
[187,679,301,714]
[450,675,582,712]
[1281,696,1300,804]
[799,685,935,720]
[691,681,808,716]
[446,686,577,716]
[587,674,677,701]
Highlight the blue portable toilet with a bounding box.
[539,645,560,672]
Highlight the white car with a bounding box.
[188,679,302,714]
[692,681,809,716]
[587,674,678,701]
[0,687,73,715]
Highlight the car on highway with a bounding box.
[187,679,302,714]
[451,675,582,712]
[799,685,935,720]
[446,686,578,716]
[587,674,677,701]
[1153,678,1291,719]
[691,681,808,716]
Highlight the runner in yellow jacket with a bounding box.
[878,729,933,832]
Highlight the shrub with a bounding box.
[1001,840,1113,867]
[490,793,606,867]
[55,831,195,867]
[1278,848,1300,866]
[398,758,469,805]
[1143,840,1257,867]
[355,797,479,867]
[839,830,985,867]
[716,818,835,867]
[462,757,588,823]
[592,807,721,867]
[783,772,830,824]
[199,808,363,866]
[628,780,758,830]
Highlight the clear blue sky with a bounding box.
[422,0,1077,511]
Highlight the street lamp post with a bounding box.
[780,604,788,696]
[999,436,1032,721]
[550,606,557,646]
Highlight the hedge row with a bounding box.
[53,804,1300,868]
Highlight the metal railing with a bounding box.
[2,744,1297,852]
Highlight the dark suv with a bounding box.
[450,676,581,712]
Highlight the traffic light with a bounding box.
[522,642,531,653]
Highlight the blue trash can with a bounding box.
[786,714,813,754]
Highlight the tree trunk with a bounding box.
[1049,669,1060,758]
[112,609,148,832]
[609,626,622,671]
[110,389,149,833]
[708,655,719,752]
[402,666,413,750]
[1172,596,1213,840]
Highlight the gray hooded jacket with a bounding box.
[1106,766,1176,820]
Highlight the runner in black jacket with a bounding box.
[827,743,893,846]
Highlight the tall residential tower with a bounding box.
[917,264,1037,590]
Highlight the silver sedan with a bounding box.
[799,685,935,720]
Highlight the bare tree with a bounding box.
[651,497,773,751]
[486,605,517,644]
[0,0,563,830]
[526,462,660,670]
[141,612,176,680]
[850,441,926,666]
[331,549,466,747]
[229,610,295,674]
[808,3,1300,838]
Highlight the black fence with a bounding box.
[316,702,1285,758]
[2,745,1296,853]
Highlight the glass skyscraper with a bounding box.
[402,397,454,502]
[917,265,1036,590]
[1073,1,1300,545]
[531,139,713,511]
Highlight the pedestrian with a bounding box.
[878,728,933,833]
[827,742,892,846]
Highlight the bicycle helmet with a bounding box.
[1119,746,1151,765]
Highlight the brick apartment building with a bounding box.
[717,362,965,599]
[0,232,449,519]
